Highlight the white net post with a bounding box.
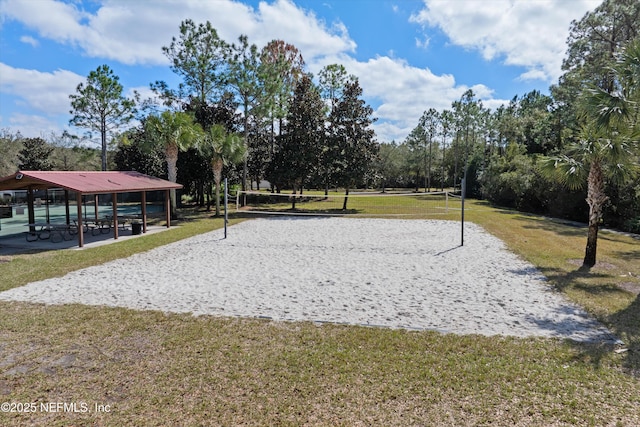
[224,177,228,239]
[461,178,466,247]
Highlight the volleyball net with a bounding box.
[234,190,461,217]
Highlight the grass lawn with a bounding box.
[0,200,638,426]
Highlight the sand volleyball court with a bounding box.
[0,217,618,342]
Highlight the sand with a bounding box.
[0,217,619,342]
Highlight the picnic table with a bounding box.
[73,218,112,236]
[25,216,143,243]
[26,222,77,243]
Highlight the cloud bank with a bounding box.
[0,0,599,142]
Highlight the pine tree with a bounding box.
[327,80,378,209]
[268,75,324,206]
[18,137,54,171]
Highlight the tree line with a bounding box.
[67,19,378,214]
[1,0,638,265]
[383,0,639,266]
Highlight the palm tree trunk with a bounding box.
[213,159,223,216]
[583,160,608,267]
[165,144,179,218]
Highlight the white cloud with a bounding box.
[4,113,69,138]
[0,0,519,143]
[518,69,548,82]
[410,0,600,82]
[317,55,496,142]
[0,0,355,65]
[19,35,38,47]
[415,36,429,49]
[126,85,155,102]
[0,63,84,115]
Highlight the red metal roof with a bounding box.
[0,171,183,194]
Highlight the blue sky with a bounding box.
[0,0,601,144]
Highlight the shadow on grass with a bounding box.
[536,263,640,374]
[538,265,613,292]
[608,294,640,376]
[514,216,587,238]
[613,248,640,263]
[558,291,638,375]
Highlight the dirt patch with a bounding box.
[618,282,640,296]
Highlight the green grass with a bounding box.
[0,211,243,292]
[0,201,639,426]
[238,189,461,218]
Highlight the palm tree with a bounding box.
[198,124,246,216]
[145,111,203,217]
[545,39,640,268]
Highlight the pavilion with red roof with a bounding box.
[0,171,182,248]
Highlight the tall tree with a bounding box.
[18,137,54,171]
[268,75,325,206]
[420,108,440,191]
[69,64,136,171]
[226,35,263,192]
[115,126,167,178]
[516,90,556,154]
[198,124,246,216]
[439,109,454,189]
[404,124,427,191]
[160,19,228,105]
[545,38,640,267]
[318,64,356,111]
[318,64,357,194]
[185,92,239,134]
[328,80,378,209]
[259,40,305,138]
[451,90,484,191]
[145,111,204,216]
[258,40,305,186]
[376,142,405,191]
[547,0,640,265]
[551,0,640,143]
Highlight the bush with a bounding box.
[622,217,640,234]
[480,146,589,221]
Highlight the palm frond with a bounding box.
[583,87,631,131]
[540,153,588,191]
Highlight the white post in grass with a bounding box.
[224,178,228,239]
[461,177,466,247]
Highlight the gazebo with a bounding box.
[0,170,183,247]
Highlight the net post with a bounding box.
[224,178,228,239]
[461,178,466,246]
[445,191,449,213]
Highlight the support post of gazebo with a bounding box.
[112,192,119,239]
[76,191,84,248]
[64,190,70,225]
[141,191,147,233]
[165,189,171,228]
[27,188,35,233]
